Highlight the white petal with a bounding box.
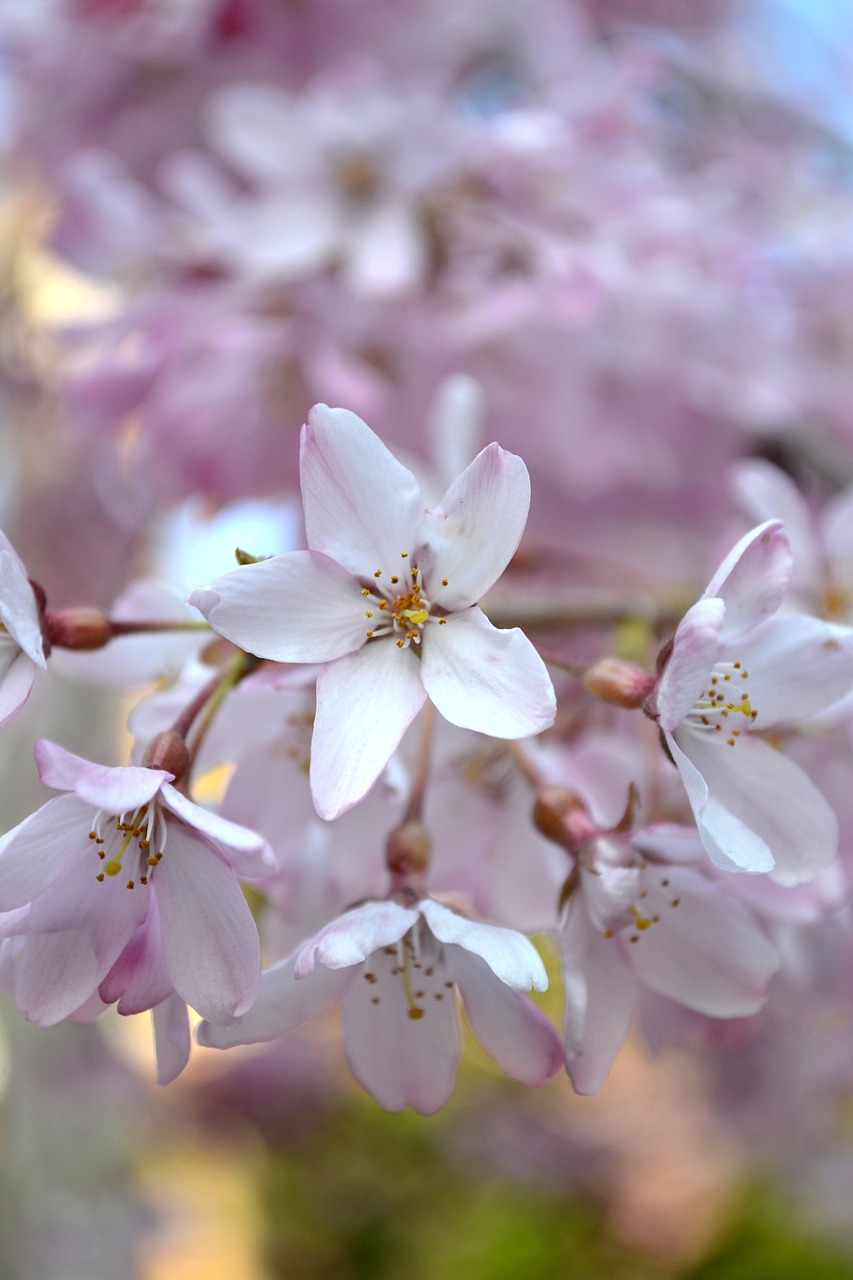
[154,824,261,1022]
[419,899,547,991]
[340,950,460,1114]
[189,550,367,663]
[344,200,427,296]
[655,598,725,731]
[419,443,531,610]
[206,83,318,184]
[733,615,853,727]
[198,952,351,1048]
[0,794,92,909]
[451,948,562,1085]
[300,405,424,577]
[295,900,418,976]
[624,866,779,1015]
[153,993,192,1086]
[676,728,836,883]
[732,460,821,589]
[310,642,426,820]
[702,520,791,639]
[421,608,555,738]
[15,929,100,1026]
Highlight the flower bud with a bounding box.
[386,819,431,881]
[582,657,655,708]
[142,731,191,783]
[43,607,111,650]
[533,786,598,851]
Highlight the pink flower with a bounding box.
[650,521,853,883]
[0,530,47,727]
[0,740,274,1027]
[190,405,556,819]
[199,895,563,1115]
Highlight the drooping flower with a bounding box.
[649,520,853,883]
[0,530,47,728]
[190,405,556,820]
[199,895,563,1115]
[561,824,781,1094]
[0,739,274,1027]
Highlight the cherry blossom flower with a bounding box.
[561,825,781,1094]
[0,530,47,728]
[199,895,563,1115]
[190,405,556,820]
[649,520,853,883]
[0,740,274,1027]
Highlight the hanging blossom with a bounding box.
[199,894,562,1114]
[0,530,47,728]
[647,520,853,884]
[560,824,781,1094]
[190,405,556,820]
[0,738,275,1028]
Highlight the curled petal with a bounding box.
[295,900,418,977]
[702,520,791,639]
[655,598,724,731]
[419,899,547,992]
[421,608,555,738]
[153,993,192,1086]
[0,649,37,729]
[34,740,169,810]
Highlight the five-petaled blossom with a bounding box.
[0,530,46,728]
[199,895,563,1115]
[649,520,853,884]
[190,405,556,819]
[0,740,274,1027]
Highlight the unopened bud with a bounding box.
[385,819,431,880]
[582,657,654,709]
[142,731,191,783]
[533,786,598,850]
[44,607,111,650]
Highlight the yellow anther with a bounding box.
[374,569,382,578]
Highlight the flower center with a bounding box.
[693,658,758,747]
[360,553,448,649]
[89,801,166,890]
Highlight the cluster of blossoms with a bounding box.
[1,403,852,1114]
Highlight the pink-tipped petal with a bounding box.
[419,444,531,610]
[154,824,261,1022]
[189,550,368,663]
[34,739,169,809]
[421,608,555,738]
[310,642,426,820]
[301,405,423,576]
[451,948,563,1085]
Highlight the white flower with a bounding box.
[190,405,556,819]
[650,521,853,883]
[199,896,562,1114]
